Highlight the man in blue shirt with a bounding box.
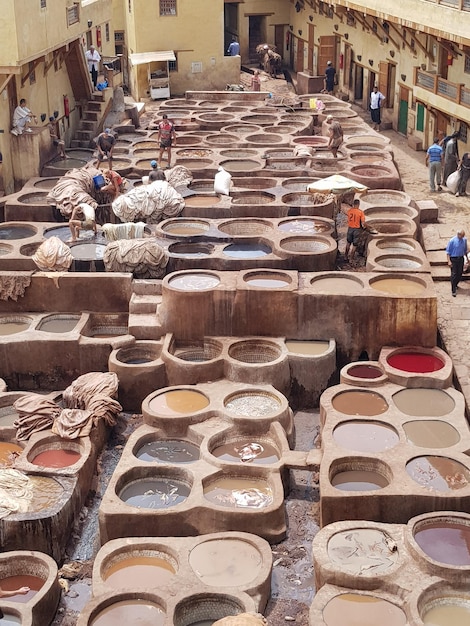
[446,229,468,296]
[425,137,444,192]
[227,37,240,56]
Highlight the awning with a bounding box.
[129,51,176,66]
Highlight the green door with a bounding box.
[398,99,408,135]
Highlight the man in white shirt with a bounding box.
[67,202,97,243]
[370,86,385,131]
[85,45,101,89]
[12,99,36,135]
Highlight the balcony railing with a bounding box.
[414,67,469,109]
[423,0,470,9]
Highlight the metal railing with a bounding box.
[415,67,468,108]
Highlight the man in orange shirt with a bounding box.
[344,198,366,263]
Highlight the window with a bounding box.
[460,122,468,142]
[128,0,131,12]
[160,0,176,15]
[40,0,46,8]
[465,54,470,74]
[66,4,79,26]
[169,56,178,72]
[105,23,110,42]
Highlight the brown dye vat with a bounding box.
[220,150,258,158]
[211,441,280,464]
[282,193,318,207]
[286,340,329,355]
[218,220,272,236]
[423,601,470,626]
[179,195,220,207]
[37,318,79,333]
[224,393,281,416]
[176,159,212,170]
[245,134,283,144]
[332,391,388,416]
[0,407,19,427]
[232,192,275,205]
[322,594,406,626]
[169,273,220,290]
[331,470,389,491]
[361,191,408,204]
[392,388,455,416]
[311,276,363,294]
[162,221,210,236]
[135,440,199,463]
[91,600,165,625]
[104,556,176,589]
[169,243,213,258]
[327,528,399,575]
[406,456,470,491]
[351,154,387,164]
[0,575,44,603]
[414,521,470,565]
[0,322,30,335]
[347,364,383,379]
[34,178,60,189]
[333,421,399,453]
[204,477,273,508]
[403,421,460,448]
[189,538,262,586]
[32,449,81,468]
[27,476,64,511]
[120,478,191,508]
[17,192,48,204]
[149,390,210,416]
[370,277,425,295]
[177,149,213,158]
[221,160,261,172]
[278,219,330,234]
[0,442,23,466]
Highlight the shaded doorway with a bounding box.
[249,15,265,63]
[354,64,363,100]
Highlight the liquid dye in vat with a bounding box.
[403,421,460,448]
[163,224,208,235]
[246,278,290,288]
[371,277,425,295]
[27,476,64,512]
[387,352,444,373]
[189,538,262,586]
[135,440,200,463]
[331,470,389,491]
[0,575,44,602]
[91,600,165,625]
[53,158,87,169]
[0,442,23,465]
[423,599,470,625]
[224,394,281,416]
[322,594,407,626]
[0,616,21,625]
[184,195,219,207]
[333,421,399,453]
[222,160,260,171]
[104,555,176,589]
[406,456,470,491]
[392,388,455,416]
[31,449,81,468]
[0,407,19,427]
[278,220,330,234]
[414,521,470,565]
[223,244,271,259]
[120,478,190,509]
[0,227,36,240]
[122,357,153,364]
[332,391,388,416]
[311,277,363,294]
[169,273,220,290]
[211,441,280,464]
[204,478,273,508]
[0,322,30,335]
[327,528,399,576]
[148,390,210,416]
[37,318,79,333]
[347,364,383,379]
[286,340,329,355]
[188,621,217,626]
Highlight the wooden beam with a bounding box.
[405,28,434,60]
[436,36,462,58]
[388,21,417,57]
[373,20,400,50]
[21,57,43,87]
[351,11,384,46]
[43,49,63,76]
[0,73,14,94]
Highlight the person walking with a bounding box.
[85,45,101,89]
[456,152,470,197]
[227,37,240,56]
[157,114,176,168]
[446,229,468,296]
[369,86,385,131]
[344,199,367,264]
[425,137,444,193]
[327,120,343,158]
[443,131,459,185]
[324,61,336,94]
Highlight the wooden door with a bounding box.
[317,35,338,76]
[296,38,304,73]
[378,62,389,108]
[307,24,314,73]
[439,44,449,80]
[343,44,352,88]
[274,25,284,58]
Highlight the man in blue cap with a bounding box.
[150,160,158,169]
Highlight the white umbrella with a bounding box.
[307,174,368,195]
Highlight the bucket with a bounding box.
[93,174,105,190]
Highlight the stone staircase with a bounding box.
[128,279,164,339]
[70,91,110,149]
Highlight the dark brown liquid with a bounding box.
[32,449,81,468]
[414,522,470,565]
[332,391,388,416]
[347,365,383,379]
[189,538,262,586]
[104,556,175,588]
[331,470,389,491]
[204,478,273,508]
[333,421,399,453]
[211,441,279,464]
[135,440,199,463]
[406,456,470,491]
[91,600,165,625]
[403,420,460,448]
[323,594,407,626]
[120,478,190,508]
[0,575,44,602]
[393,388,455,416]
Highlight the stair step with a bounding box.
[76,131,94,141]
[87,101,104,111]
[80,121,97,130]
[129,293,161,314]
[427,250,447,266]
[84,112,99,122]
[91,92,105,102]
[132,279,163,296]
[128,313,163,340]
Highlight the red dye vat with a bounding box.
[32,449,81,468]
[387,352,444,373]
[347,365,383,379]
[0,575,44,602]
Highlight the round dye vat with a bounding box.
[406,456,470,491]
[135,440,199,463]
[220,160,261,173]
[70,243,106,261]
[0,407,19,427]
[211,440,280,465]
[204,477,273,508]
[370,277,425,295]
[387,352,444,373]
[331,470,389,491]
[91,600,165,625]
[0,575,44,602]
[51,157,88,169]
[322,594,406,626]
[245,277,290,288]
[392,388,455,416]
[286,340,329,355]
[224,393,281,416]
[120,357,153,365]
[0,442,23,466]
[27,476,64,512]
[403,421,460,448]
[278,219,331,234]
[347,364,383,379]
[0,225,37,240]
[223,244,271,259]
[37,317,80,333]
[333,421,399,453]
[148,390,210,416]
[422,598,470,625]
[0,615,21,625]
[184,195,220,207]
[327,528,399,576]
[168,243,213,258]
[332,391,388,416]
[0,321,30,335]
[311,276,363,294]
[169,273,220,291]
[31,449,81,468]
[162,221,209,236]
[414,520,470,565]
[189,538,263,586]
[104,555,176,589]
[119,478,190,509]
